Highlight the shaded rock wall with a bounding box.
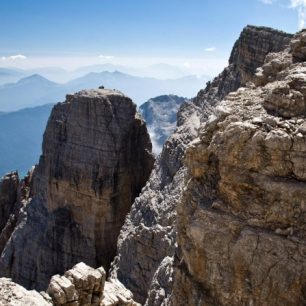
[0,172,19,233]
[0,170,33,255]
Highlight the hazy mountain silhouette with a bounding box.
[0,72,209,111]
[0,75,63,111]
[0,103,53,177]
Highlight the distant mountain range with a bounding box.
[0,64,210,84]
[0,74,63,111]
[139,95,189,153]
[66,71,204,105]
[0,103,53,177]
[0,71,209,112]
[73,63,195,80]
[0,68,27,85]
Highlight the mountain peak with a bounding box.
[17,74,57,86]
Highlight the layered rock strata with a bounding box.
[0,89,154,291]
[111,25,293,305]
[171,30,306,306]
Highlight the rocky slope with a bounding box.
[110,25,293,305]
[139,95,190,154]
[0,88,154,291]
[171,29,306,306]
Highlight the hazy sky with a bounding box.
[0,0,303,75]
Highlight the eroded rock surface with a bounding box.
[171,30,306,306]
[110,25,292,305]
[0,89,154,291]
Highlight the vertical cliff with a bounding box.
[0,172,19,233]
[110,25,293,305]
[0,88,154,290]
[171,30,306,306]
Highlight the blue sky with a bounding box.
[0,0,303,74]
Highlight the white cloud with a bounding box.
[259,0,275,4]
[1,54,27,61]
[290,0,306,29]
[147,127,163,155]
[183,62,191,68]
[98,54,114,59]
[204,47,216,52]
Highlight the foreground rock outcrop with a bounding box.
[47,262,139,306]
[171,30,306,306]
[111,25,293,305]
[0,262,138,306]
[0,88,154,290]
[47,262,106,306]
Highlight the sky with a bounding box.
[0,0,304,76]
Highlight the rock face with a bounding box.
[48,263,139,306]
[0,89,154,291]
[139,95,190,153]
[0,262,138,306]
[0,172,19,233]
[110,25,293,305]
[0,170,33,255]
[171,31,306,305]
